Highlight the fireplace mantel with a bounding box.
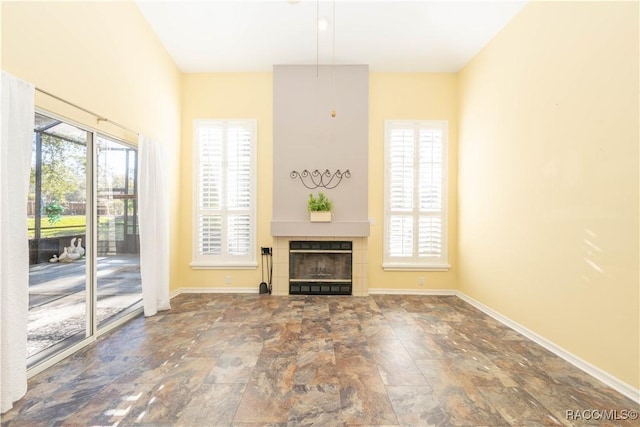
[271,221,370,237]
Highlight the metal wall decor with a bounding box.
[290,169,351,189]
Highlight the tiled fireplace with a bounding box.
[271,236,369,296]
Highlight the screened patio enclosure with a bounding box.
[28,112,142,367]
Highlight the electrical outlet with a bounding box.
[418,276,425,286]
[225,275,231,284]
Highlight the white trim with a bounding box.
[368,288,456,296]
[382,263,451,272]
[171,287,457,297]
[456,291,640,404]
[171,287,259,295]
[189,262,258,270]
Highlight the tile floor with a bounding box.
[1,294,638,426]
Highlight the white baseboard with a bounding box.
[368,288,456,296]
[456,291,640,404]
[172,287,457,297]
[170,287,259,298]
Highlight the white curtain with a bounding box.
[137,135,170,317]
[0,71,34,413]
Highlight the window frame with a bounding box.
[191,119,258,269]
[383,119,450,271]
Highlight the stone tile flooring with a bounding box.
[1,294,638,426]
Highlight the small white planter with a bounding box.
[309,211,332,222]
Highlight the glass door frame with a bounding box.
[27,108,143,378]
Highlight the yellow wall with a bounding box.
[1,0,182,288]
[458,1,639,389]
[368,73,458,291]
[179,73,273,290]
[178,72,458,292]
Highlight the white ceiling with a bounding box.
[135,0,527,73]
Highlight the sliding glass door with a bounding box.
[28,113,90,362]
[96,135,141,329]
[27,112,142,369]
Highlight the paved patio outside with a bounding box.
[28,254,142,359]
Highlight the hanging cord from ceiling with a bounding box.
[331,0,336,118]
[316,0,320,78]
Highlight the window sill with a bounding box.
[190,262,257,270]
[383,263,450,272]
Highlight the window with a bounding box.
[384,120,449,270]
[192,119,257,268]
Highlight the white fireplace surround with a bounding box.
[272,236,368,296]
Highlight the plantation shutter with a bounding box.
[384,121,448,269]
[193,120,257,267]
[417,128,443,257]
[388,127,415,258]
[225,124,252,256]
[198,125,223,255]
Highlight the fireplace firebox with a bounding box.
[289,241,352,295]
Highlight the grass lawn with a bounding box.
[28,215,125,239]
[28,215,86,238]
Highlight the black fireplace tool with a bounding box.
[259,247,273,294]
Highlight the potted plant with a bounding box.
[307,192,333,222]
